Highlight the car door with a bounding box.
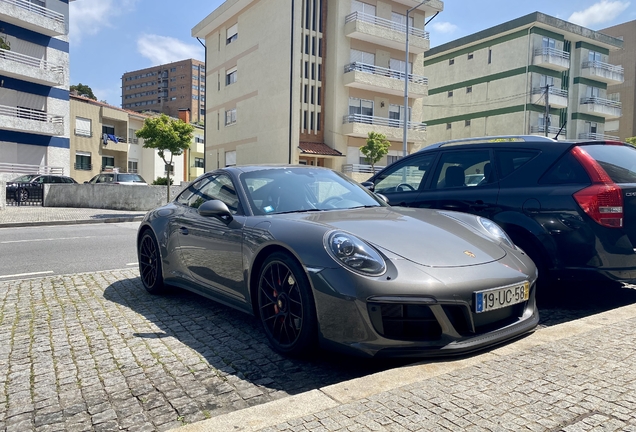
[371,153,436,206]
[416,149,500,220]
[175,173,247,301]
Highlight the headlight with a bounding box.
[478,217,516,249]
[325,231,386,275]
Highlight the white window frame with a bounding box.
[75,117,92,137]
[226,23,238,44]
[226,67,237,85]
[225,108,237,126]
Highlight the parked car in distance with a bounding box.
[365,135,636,290]
[6,174,77,202]
[137,165,538,358]
[85,173,148,185]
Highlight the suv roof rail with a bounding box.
[434,135,558,148]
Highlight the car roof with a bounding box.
[416,135,618,153]
[226,165,334,174]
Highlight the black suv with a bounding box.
[366,136,636,287]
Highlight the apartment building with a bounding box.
[70,95,187,184]
[601,20,636,141]
[192,0,443,176]
[121,59,206,125]
[0,0,72,177]
[422,12,624,143]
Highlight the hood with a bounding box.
[287,207,506,267]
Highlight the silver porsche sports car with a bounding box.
[137,165,538,358]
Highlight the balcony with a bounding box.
[0,0,66,37]
[581,61,624,85]
[529,125,565,137]
[532,47,570,71]
[0,48,64,86]
[344,12,430,54]
[579,97,622,119]
[342,113,426,142]
[0,104,63,136]
[578,132,620,141]
[343,62,428,98]
[530,87,568,109]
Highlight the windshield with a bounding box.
[10,174,39,183]
[118,174,146,183]
[240,168,386,215]
[583,144,636,184]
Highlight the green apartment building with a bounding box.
[423,12,624,142]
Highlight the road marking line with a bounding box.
[0,271,54,279]
[0,236,96,244]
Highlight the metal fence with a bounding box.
[5,183,44,206]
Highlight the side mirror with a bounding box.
[361,181,375,192]
[376,193,388,203]
[198,200,233,222]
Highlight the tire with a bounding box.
[513,236,553,303]
[138,231,166,294]
[16,188,28,202]
[257,252,317,356]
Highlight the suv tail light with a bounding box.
[571,146,623,228]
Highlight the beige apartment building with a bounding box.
[121,59,206,125]
[601,20,636,141]
[422,12,624,143]
[70,95,204,183]
[192,0,444,176]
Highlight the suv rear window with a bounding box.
[539,152,590,185]
[581,144,636,184]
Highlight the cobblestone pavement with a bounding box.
[1,268,634,431]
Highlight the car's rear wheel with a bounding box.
[138,231,165,294]
[16,188,28,202]
[257,252,317,356]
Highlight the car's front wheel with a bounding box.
[16,188,28,202]
[138,230,165,294]
[257,252,317,356]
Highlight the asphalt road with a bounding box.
[0,222,140,281]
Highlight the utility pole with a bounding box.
[544,84,552,137]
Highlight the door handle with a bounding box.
[469,200,489,210]
[179,227,189,235]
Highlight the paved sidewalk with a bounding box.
[178,303,636,432]
[0,206,146,228]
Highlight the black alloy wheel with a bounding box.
[16,188,28,202]
[258,252,317,356]
[138,231,165,294]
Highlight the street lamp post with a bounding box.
[403,0,429,157]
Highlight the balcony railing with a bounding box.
[533,47,570,61]
[343,113,426,131]
[0,0,65,24]
[580,96,622,109]
[578,132,620,141]
[0,48,64,74]
[74,163,92,171]
[0,104,64,124]
[127,137,139,144]
[74,129,92,137]
[345,11,429,39]
[530,125,564,135]
[344,62,428,85]
[582,60,624,76]
[0,162,63,175]
[342,163,386,174]
[531,87,568,98]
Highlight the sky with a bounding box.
[69,0,636,106]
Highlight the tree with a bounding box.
[360,131,390,175]
[136,114,194,201]
[626,137,636,146]
[70,83,97,100]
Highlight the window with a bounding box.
[348,97,373,121]
[225,151,236,167]
[351,0,376,15]
[373,154,435,194]
[75,117,91,137]
[465,120,471,127]
[468,53,473,60]
[589,50,602,62]
[102,156,115,170]
[226,67,237,85]
[488,49,492,64]
[225,108,236,125]
[466,86,472,93]
[194,158,205,168]
[386,155,402,165]
[586,86,601,98]
[539,152,588,185]
[449,58,454,65]
[446,123,452,130]
[542,37,556,49]
[432,150,492,189]
[226,23,238,44]
[389,58,412,78]
[128,160,138,173]
[540,75,554,88]
[75,152,91,171]
[496,150,540,180]
[102,125,115,135]
[448,91,453,97]
[389,104,410,127]
[177,175,240,214]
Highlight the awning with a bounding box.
[298,142,343,156]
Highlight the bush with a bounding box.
[152,177,174,186]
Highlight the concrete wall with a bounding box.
[43,184,187,211]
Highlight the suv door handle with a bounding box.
[469,201,489,210]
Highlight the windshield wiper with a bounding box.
[347,205,382,210]
[276,208,325,215]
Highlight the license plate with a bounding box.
[474,281,530,313]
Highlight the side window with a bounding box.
[539,152,589,185]
[432,150,491,189]
[373,154,435,193]
[183,175,240,214]
[495,150,540,179]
